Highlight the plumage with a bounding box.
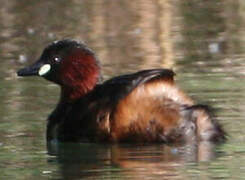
[17,40,226,143]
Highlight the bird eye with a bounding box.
[54,57,61,63]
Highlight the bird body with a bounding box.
[17,40,225,143]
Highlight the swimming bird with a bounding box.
[17,40,225,143]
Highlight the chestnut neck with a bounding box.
[59,50,101,103]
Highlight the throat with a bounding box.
[61,84,95,102]
[59,53,101,102]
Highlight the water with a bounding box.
[1,0,245,179]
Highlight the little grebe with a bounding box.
[17,40,226,143]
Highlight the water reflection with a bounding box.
[47,141,219,179]
[0,0,245,179]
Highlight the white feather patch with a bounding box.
[38,64,51,76]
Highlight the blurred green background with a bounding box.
[1,1,245,179]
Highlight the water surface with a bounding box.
[1,1,245,179]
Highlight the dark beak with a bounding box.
[17,60,43,77]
